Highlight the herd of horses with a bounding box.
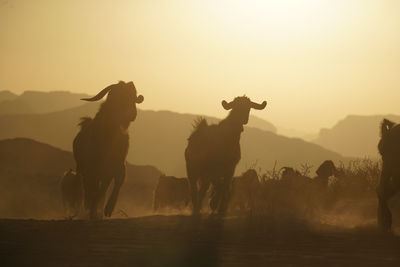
[152,160,338,214]
[60,81,400,232]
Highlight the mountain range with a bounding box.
[0,138,161,219]
[0,90,347,176]
[0,90,90,115]
[0,89,396,220]
[314,114,400,158]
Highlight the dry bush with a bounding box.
[236,159,387,225]
[334,159,381,197]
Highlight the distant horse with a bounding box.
[153,175,190,212]
[313,160,338,187]
[229,169,260,212]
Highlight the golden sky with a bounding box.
[1,0,399,133]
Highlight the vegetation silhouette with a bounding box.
[377,119,400,232]
[185,96,267,215]
[280,160,337,187]
[73,81,144,219]
[280,166,313,186]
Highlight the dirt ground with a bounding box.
[1,215,400,267]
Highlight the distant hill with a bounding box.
[0,90,276,133]
[0,102,347,176]
[0,90,90,115]
[246,115,277,133]
[276,127,318,141]
[0,138,162,219]
[0,91,18,102]
[314,114,400,157]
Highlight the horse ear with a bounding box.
[250,100,267,110]
[222,100,233,110]
[381,119,395,137]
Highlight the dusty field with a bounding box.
[1,215,400,267]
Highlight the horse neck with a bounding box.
[93,108,127,136]
[218,112,244,141]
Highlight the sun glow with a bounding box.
[204,0,347,38]
[1,0,400,133]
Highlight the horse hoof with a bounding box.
[104,208,112,217]
[378,220,392,232]
[378,214,392,232]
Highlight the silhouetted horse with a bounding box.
[73,81,144,219]
[313,160,338,187]
[185,96,267,215]
[377,119,400,231]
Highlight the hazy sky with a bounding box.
[1,0,400,133]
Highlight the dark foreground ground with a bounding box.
[1,215,400,267]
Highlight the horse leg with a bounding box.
[218,172,234,215]
[153,189,160,212]
[89,197,98,219]
[210,179,222,213]
[198,180,210,213]
[189,177,200,215]
[74,173,84,218]
[377,166,397,232]
[191,182,200,215]
[72,202,79,219]
[87,178,108,220]
[378,197,392,232]
[87,177,101,220]
[105,164,126,217]
[81,173,93,211]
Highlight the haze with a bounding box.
[1,0,400,133]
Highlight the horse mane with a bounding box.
[190,117,208,134]
[78,117,93,130]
